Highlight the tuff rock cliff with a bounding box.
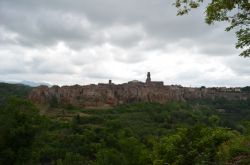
[29,73,250,108]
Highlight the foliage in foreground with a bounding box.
[0,98,250,164]
[174,0,250,57]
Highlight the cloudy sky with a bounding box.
[0,0,249,87]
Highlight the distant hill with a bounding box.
[0,80,52,87]
[20,80,52,87]
[0,83,33,105]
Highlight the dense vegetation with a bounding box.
[0,84,250,164]
[0,96,250,165]
[0,83,32,106]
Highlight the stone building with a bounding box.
[145,72,164,87]
[28,72,250,108]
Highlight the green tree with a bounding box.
[95,149,127,165]
[209,115,220,127]
[217,136,250,164]
[175,0,250,57]
[152,126,239,164]
[0,97,44,164]
[118,137,150,165]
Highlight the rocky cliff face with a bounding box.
[28,82,250,108]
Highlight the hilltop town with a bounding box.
[29,72,250,108]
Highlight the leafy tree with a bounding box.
[95,149,127,165]
[175,0,250,57]
[217,136,250,164]
[0,83,32,106]
[118,137,150,165]
[152,125,239,164]
[0,97,44,164]
[209,115,220,127]
[242,86,250,92]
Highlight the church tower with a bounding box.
[146,72,151,84]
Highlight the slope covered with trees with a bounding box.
[0,96,250,164]
[0,83,32,106]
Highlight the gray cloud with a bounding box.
[0,7,93,48]
[224,57,250,76]
[0,0,235,52]
[198,44,237,56]
[0,0,249,86]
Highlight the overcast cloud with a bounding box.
[0,0,249,87]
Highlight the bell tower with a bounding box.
[146,72,151,84]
